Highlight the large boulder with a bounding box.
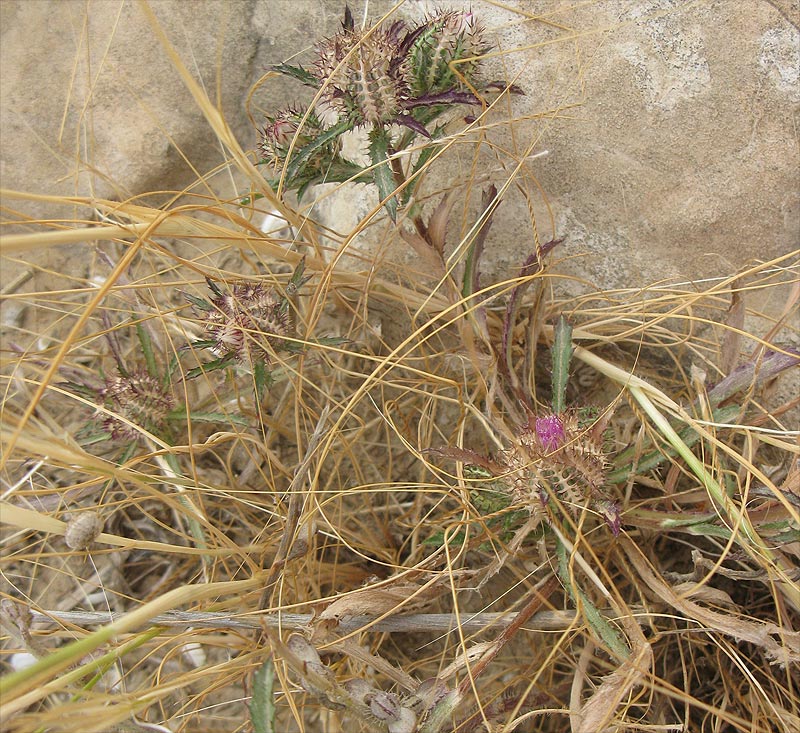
[1,0,797,290]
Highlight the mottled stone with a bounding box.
[1,0,797,292]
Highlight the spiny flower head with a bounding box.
[99,368,175,441]
[486,409,620,534]
[259,106,335,172]
[203,280,292,366]
[313,26,411,125]
[409,9,489,95]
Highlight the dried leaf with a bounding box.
[318,572,472,625]
[571,595,652,733]
[398,228,446,277]
[319,580,436,622]
[672,581,737,609]
[622,537,800,666]
[707,346,800,407]
[462,185,499,300]
[720,279,745,375]
[427,190,458,256]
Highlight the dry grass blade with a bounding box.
[2,2,798,732]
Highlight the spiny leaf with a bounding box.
[249,657,276,733]
[400,125,443,204]
[288,256,308,292]
[368,127,398,221]
[271,63,319,87]
[608,403,741,484]
[184,292,212,310]
[425,445,503,474]
[308,336,350,348]
[551,316,573,414]
[556,539,629,660]
[136,322,158,380]
[166,408,248,427]
[183,354,237,381]
[164,353,182,385]
[239,192,265,206]
[283,118,353,186]
[254,359,272,400]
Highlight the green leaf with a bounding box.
[288,256,309,294]
[283,118,353,186]
[551,316,573,414]
[164,354,182,386]
[368,127,398,221]
[308,336,349,349]
[253,359,272,401]
[249,657,276,733]
[61,381,97,400]
[400,125,444,204]
[271,63,319,87]
[419,690,461,733]
[295,179,315,202]
[183,354,237,381]
[423,529,466,547]
[556,539,629,660]
[136,322,159,380]
[184,293,212,311]
[239,192,265,206]
[608,404,741,484]
[167,408,248,427]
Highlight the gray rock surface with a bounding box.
[1,0,797,289]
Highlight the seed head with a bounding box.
[65,511,104,550]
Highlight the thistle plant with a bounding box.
[432,408,623,543]
[261,6,514,217]
[430,316,622,560]
[5,4,799,732]
[202,280,292,366]
[97,366,175,442]
[259,106,361,198]
[186,258,312,386]
[63,320,183,450]
[491,407,620,534]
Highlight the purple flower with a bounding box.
[535,414,566,452]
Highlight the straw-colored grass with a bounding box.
[1,3,798,732]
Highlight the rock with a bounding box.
[1,0,797,294]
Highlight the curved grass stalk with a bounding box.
[0,501,259,557]
[572,346,779,569]
[0,576,263,712]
